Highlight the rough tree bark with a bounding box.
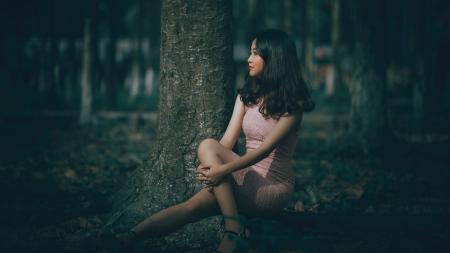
[106,0,233,247]
[347,0,388,153]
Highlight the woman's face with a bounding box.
[247,39,265,77]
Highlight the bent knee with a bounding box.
[197,138,219,157]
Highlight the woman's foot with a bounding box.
[216,229,249,253]
[216,230,243,253]
[216,216,250,253]
[98,229,138,252]
[115,230,138,244]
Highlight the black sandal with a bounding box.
[216,216,250,253]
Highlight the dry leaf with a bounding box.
[64,169,77,179]
[344,184,365,199]
[294,201,305,212]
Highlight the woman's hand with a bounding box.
[205,164,227,186]
[196,164,210,189]
[196,163,228,187]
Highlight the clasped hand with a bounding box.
[196,163,227,188]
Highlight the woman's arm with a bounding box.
[201,110,302,186]
[222,110,302,175]
[219,95,245,149]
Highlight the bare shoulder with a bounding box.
[279,110,303,131]
[236,94,243,104]
[235,94,245,109]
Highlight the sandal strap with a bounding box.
[224,229,247,239]
[222,215,249,238]
[224,230,239,236]
[220,229,250,252]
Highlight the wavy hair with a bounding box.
[238,29,314,119]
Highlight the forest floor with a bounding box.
[1,104,449,252]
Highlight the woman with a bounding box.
[115,29,314,253]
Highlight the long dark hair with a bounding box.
[238,29,314,119]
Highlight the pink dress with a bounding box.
[231,104,299,215]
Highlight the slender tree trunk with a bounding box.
[144,0,161,98]
[105,0,118,109]
[106,0,234,246]
[411,0,438,134]
[63,39,76,106]
[327,0,342,97]
[347,0,388,153]
[47,0,59,109]
[129,0,144,101]
[299,0,308,68]
[80,18,93,125]
[282,0,293,35]
[412,58,425,134]
[305,0,318,86]
[248,0,260,34]
[90,0,100,109]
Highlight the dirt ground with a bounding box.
[0,109,449,252]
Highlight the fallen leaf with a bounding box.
[294,201,305,212]
[308,203,320,213]
[64,169,77,179]
[344,184,365,199]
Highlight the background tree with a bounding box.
[127,0,144,101]
[104,0,234,246]
[328,0,342,97]
[407,0,448,135]
[104,0,119,109]
[79,4,94,125]
[346,0,389,153]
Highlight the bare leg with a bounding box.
[114,188,220,245]
[116,138,241,252]
[213,178,244,253]
[197,139,244,252]
[131,189,220,239]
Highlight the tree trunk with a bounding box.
[248,0,261,34]
[411,0,438,134]
[106,0,234,247]
[79,18,93,125]
[63,39,76,106]
[128,0,144,101]
[282,0,293,35]
[327,0,342,97]
[347,1,388,153]
[105,0,118,109]
[412,58,425,134]
[145,0,162,97]
[299,0,308,68]
[304,0,319,86]
[47,0,59,109]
